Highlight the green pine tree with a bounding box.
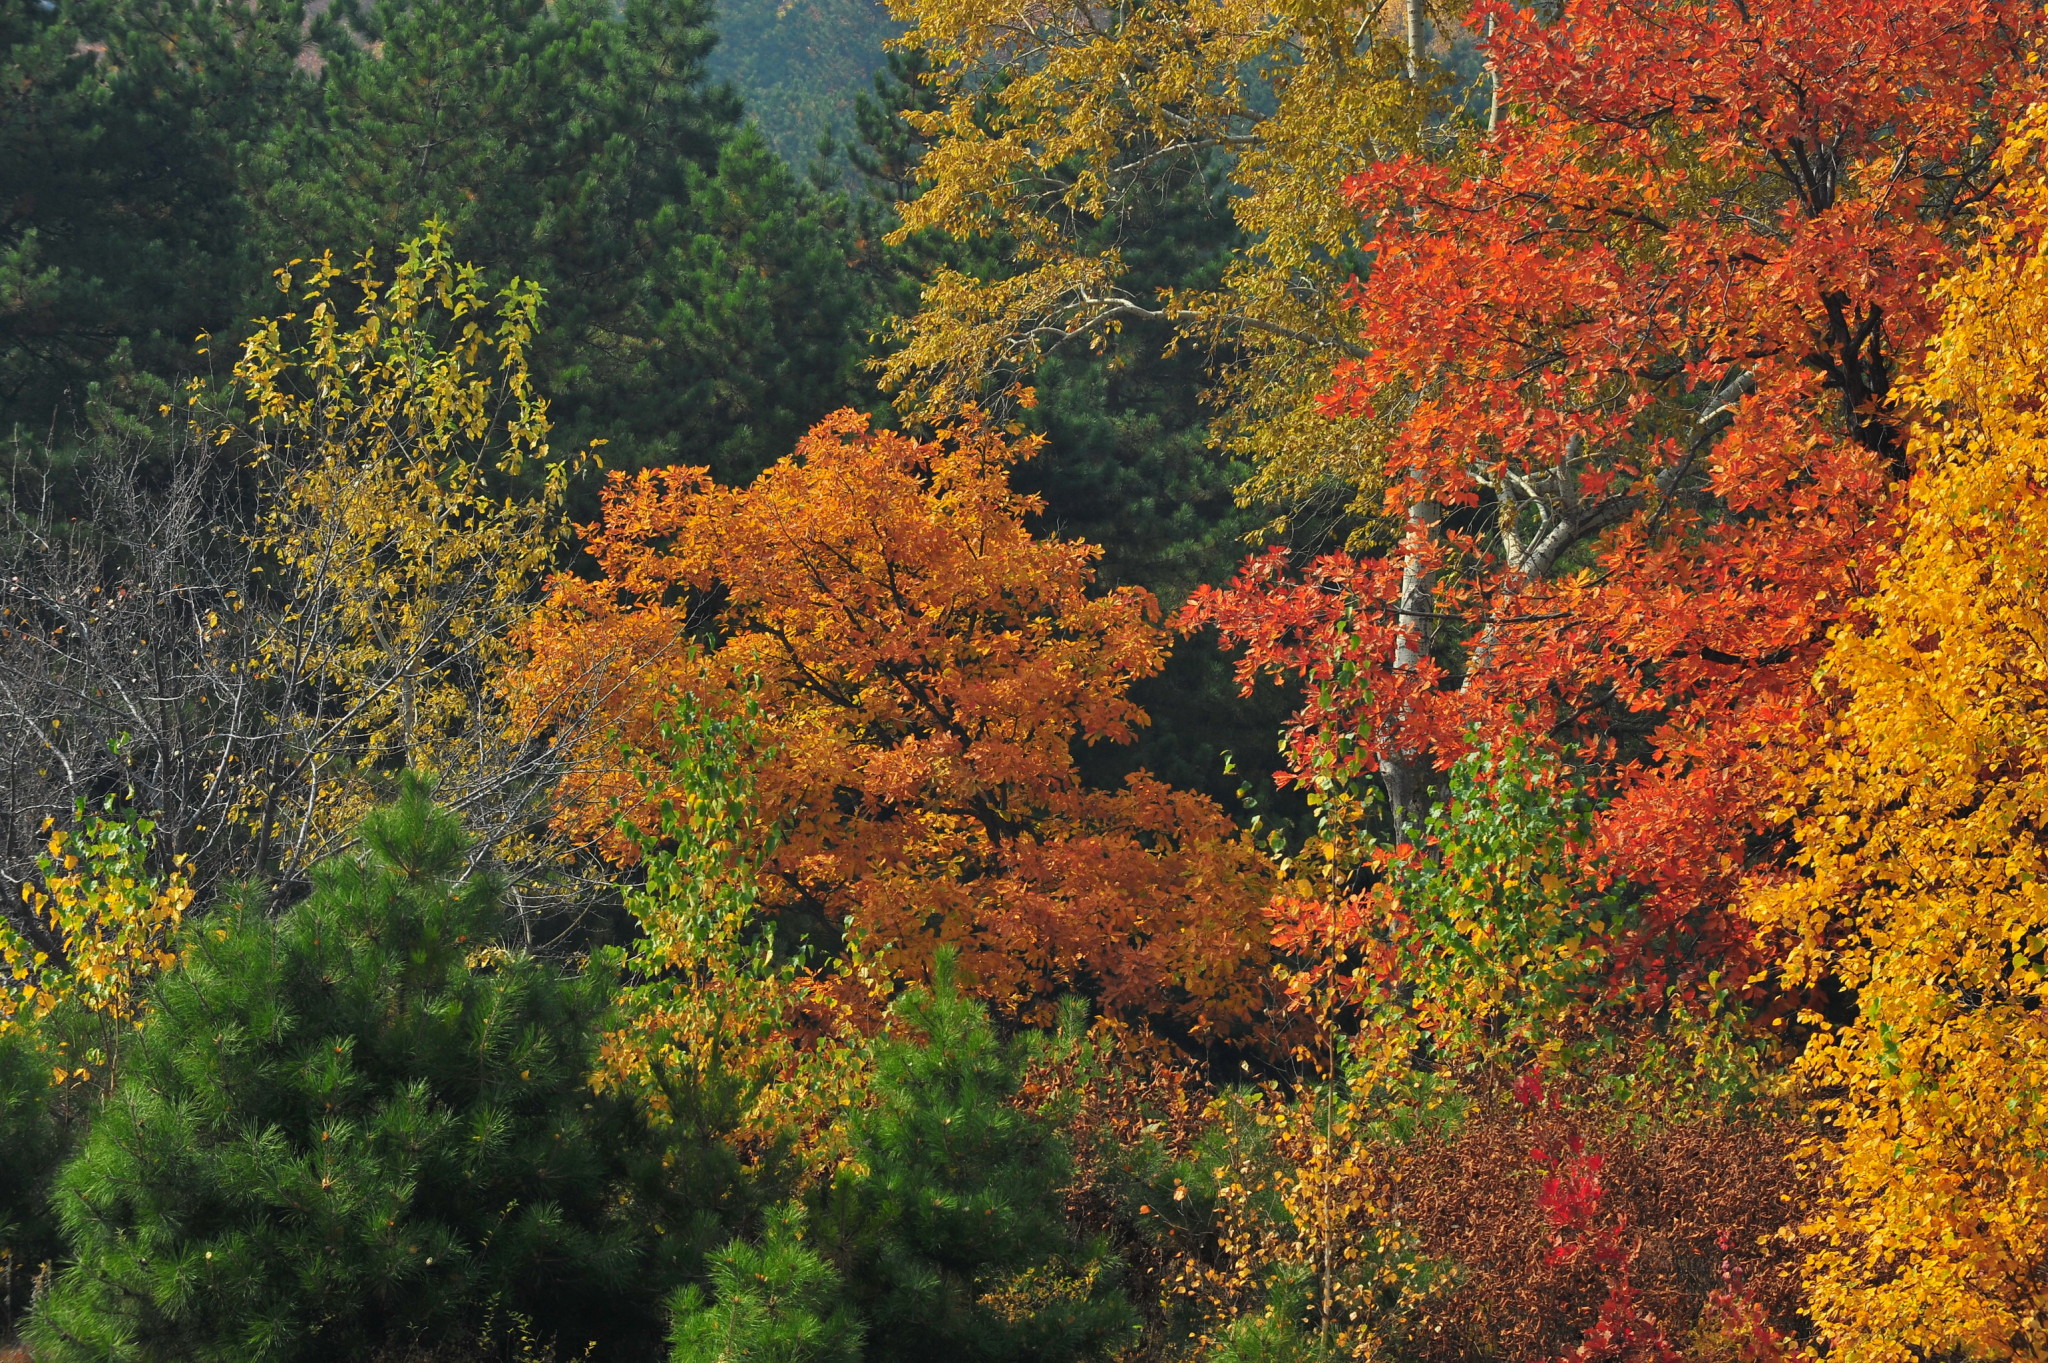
[26,776,743,1363]
[259,0,890,482]
[0,0,309,431]
[601,126,889,481]
[668,1207,864,1363]
[0,0,902,486]
[0,1023,63,1330]
[819,968,1137,1363]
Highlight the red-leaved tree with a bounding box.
[1185,0,2042,1011]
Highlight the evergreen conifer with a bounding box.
[0,1023,62,1322]
[821,969,1137,1363]
[0,0,307,429]
[1,0,893,477]
[27,777,741,1362]
[267,0,888,480]
[668,1208,863,1363]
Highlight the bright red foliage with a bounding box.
[1185,0,2044,1007]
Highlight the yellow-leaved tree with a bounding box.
[1745,108,2048,1363]
[876,0,1455,527]
[219,224,593,894]
[0,801,193,1089]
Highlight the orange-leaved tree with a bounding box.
[1745,106,2048,1363]
[512,410,1273,1039]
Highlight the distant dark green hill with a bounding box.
[711,0,902,163]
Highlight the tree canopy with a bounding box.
[6,2,2048,1360]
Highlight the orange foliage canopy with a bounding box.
[513,410,1273,1037]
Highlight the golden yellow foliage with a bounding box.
[877,0,1449,530]
[1744,108,2048,1363]
[0,802,193,1083]
[219,223,586,877]
[1181,1040,1446,1360]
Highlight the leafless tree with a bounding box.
[0,425,618,949]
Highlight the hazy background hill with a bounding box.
[710,0,902,162]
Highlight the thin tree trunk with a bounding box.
[1382,496,1442,836]
[1388,0,1451,834]
[1485,13,1499,132]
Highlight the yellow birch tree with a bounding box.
[217,223,593,890]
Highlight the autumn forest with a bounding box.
[1,0,2045,1360]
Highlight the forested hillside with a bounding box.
[4,1,2047,1361]
[709,0,900,162]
